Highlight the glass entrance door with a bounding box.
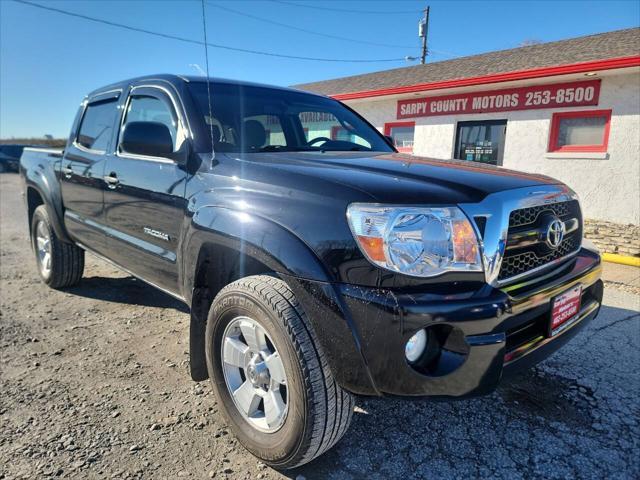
[454,120,507,165]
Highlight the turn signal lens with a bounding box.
[452,220,479,263]
[347,204,482,278]
[356,236,386,262]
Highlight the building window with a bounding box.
[548,109,611,153]
[454,120,507,166]
[384,122,415,153]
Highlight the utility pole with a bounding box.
[419,6,430,65]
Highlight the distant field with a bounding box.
[0,138,66,148]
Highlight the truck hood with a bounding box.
[229,151,560,204]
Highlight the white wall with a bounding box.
[347,71,640,225]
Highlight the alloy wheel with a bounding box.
[35,220,52,278]
[221,316,288,432]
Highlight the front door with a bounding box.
[454,120,507,166]
[60,91,120,256]
[102,85,189,295]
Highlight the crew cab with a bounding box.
[20,75,603,469]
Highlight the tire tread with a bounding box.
[216,275,354,468]
[32,205,84,289]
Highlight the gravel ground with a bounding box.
[1,172,639,479]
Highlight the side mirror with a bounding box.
[121,122,174,158]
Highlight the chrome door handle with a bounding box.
[104,173,119,189]
[62,165,73,178]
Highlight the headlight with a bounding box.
[346,204,482,277]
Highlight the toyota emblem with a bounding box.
[546,218,565,249]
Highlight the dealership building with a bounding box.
[296,28,640,256]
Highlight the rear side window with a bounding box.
[77,99,118,152]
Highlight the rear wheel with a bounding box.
[206,275,354,469]
[30,205,84,288]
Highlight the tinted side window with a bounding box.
[77,100,118,151]
[123,96,177,148]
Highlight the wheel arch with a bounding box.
[21,148,72,244]
[25,183,70,243]
[184,206,332,381]
[27,186,45,230]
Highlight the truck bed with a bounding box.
[21,147,64,160]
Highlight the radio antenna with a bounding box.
[200,0,215,162]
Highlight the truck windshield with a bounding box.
[188,82,393,153]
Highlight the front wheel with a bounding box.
[30,205,84,288]
[206,275,354,469]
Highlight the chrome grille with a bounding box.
[499,235,579,280]
[498,200,582,282]
[509,201,573,228]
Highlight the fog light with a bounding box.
[405,329,427,363]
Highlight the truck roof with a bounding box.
[86,74,325,100]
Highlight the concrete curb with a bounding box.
[602,253,640,267]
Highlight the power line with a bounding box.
[207,1,417,49]
[259,0,458,59]
[269,0,422,15]
[426,47,459,59]
[13,0,410,63]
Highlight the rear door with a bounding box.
[60,90,120,255]
[101,84,189,295]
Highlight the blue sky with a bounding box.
[1,0,638,138]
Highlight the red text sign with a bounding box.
[551,285,582,334]
[396,79,601,119]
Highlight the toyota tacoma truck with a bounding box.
[20,75,603,469]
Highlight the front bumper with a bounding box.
[286,247,603,398]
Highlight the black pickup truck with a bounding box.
[20,74,603,469]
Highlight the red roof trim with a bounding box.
[331,55,640,101]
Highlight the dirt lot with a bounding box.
[1,172,639,479]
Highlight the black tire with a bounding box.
[205,275,354,469]
[30,205,84,288]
